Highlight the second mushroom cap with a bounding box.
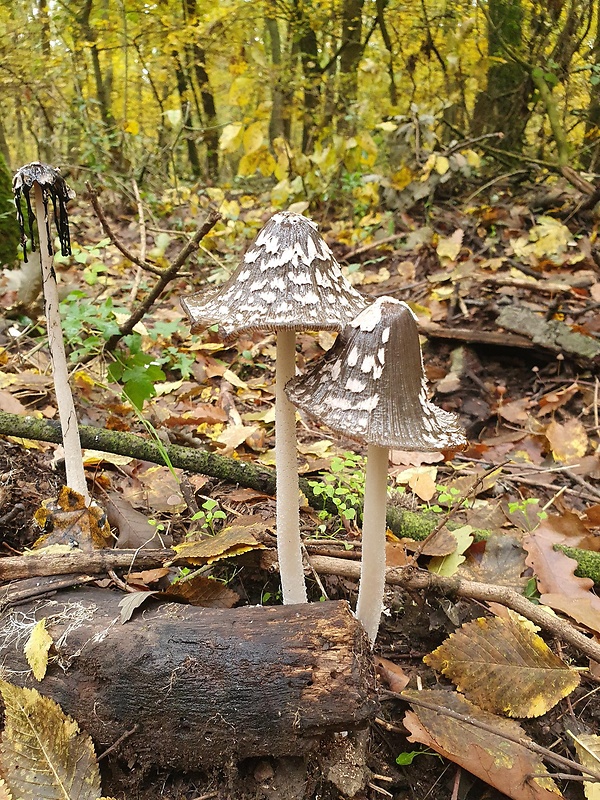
[285,297,466,451]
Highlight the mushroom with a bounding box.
[13,163,90,504]
[181,211,367,604]
[286,296,466,642]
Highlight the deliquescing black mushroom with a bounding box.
[182,211,367,604]
[286,296,466,642]
[13,162,89,504]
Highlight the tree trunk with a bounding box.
[184,0,219,180]
[1,589,377,770]
[172,51,201,177]
[471,0,531,151]
[584,5,600,169]
[337,0,365,132]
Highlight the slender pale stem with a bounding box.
[356,443,389,645]
[34,184,90,503]
[275,329,307,604]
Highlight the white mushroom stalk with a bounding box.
[13,163,90,504]
[286,297,467,642]
[181,211,366,605]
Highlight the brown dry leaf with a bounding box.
[402,689,562,800]
[33,487,111,551]
[172,522,266,566]
[386,541,409,567]
[126,568,171,586]
[570,732,600,800]
[162,573,239,608]
[24,619,53,682]
[0,390,27,415]
[107,493,172,550]
[537,384,580,417]
[498,398,532,424]
[390,450,444,467]
[0,779,11,800]
[402,528,457,556]
[424,616,579,717]
[227,487,271,503]
[0,680,101,800]
[129,465,186,514]
[545,419,589,463]
[375,656,410,692]
[408,470,437,502]
[458,533,528,591]
[118,591,156,624]
[163,405,228,426]
[215,423,259,454]
[524,521,600,634]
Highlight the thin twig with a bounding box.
[128,179,146,303]
[86,183,163,276]
[389,691,600,782]
[102,208,220,352]
[97,724,140,761]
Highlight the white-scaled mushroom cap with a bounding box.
[181,211,367,338]
[286,297,467,451]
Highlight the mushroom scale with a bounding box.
[181,211,367,338]
[285,297,466,452]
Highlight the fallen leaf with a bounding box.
[107,493,172,550]
[0,390,26,415]
[428,526,473,576]
[436,229,463,262]
[24,619,53,682]
[545,419,588,463]
[375,656,410,692]
[118,591,156,624]
[402,689,563,800]
[458,533,528,591]
[537,384,580,416]
[570,732,600,800]
[524,520,600,634]
[498,398,532,424]
[126,568,171,586]
[424,616,579,717]
[386,541,409,567]
[215,423,259,454]
[33,488,112,551]
[408,470,437,502]
[172,522,266,565]
[162,573,239,608]
[0,680,101,800]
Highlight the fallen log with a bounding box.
[0,589,376,770]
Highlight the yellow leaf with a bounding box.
[436,229,464,262]
[271,178,293,207]
[227,75,253,106]
[428,525,473,576]
[238,146,276,177]
[0,681,101,800]
[464,149,481,168]
[434,156,450,175]
[219,122,243,153]
[243,121,264,154]
[545,419,588,463]
[172,522,266,565]
[425,616,580,717]
[123,119,139,135]
[219,199,240,220]
[570,732,600,800]
[222,368,247,388]
[0,779,11,800]
[376,120,398,132]
[24,619,53,682]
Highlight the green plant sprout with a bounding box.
[308,452,366,533]
[190,498,227,536]
[396,748,442,766]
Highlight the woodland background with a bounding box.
[0,2,600,800]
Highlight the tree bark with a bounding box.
[338,0,365,131]
[471,0,531,152]
[1,590,377,769]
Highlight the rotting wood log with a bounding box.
[0,588,377,770]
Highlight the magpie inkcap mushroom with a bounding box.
[285,296,466,641]
[181,211,368,605]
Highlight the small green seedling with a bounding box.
[190,498,227,535]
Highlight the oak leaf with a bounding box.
[424,616,579,717]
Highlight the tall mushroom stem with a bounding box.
[33,184,89,503]
[355,443,389,645]
[275,329,307,604]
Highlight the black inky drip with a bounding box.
[13,162,73,263]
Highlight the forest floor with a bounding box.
[0,172,599,800]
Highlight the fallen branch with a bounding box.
[308,555,600,664]
[86,185,220,353]
[2,411,600,585]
